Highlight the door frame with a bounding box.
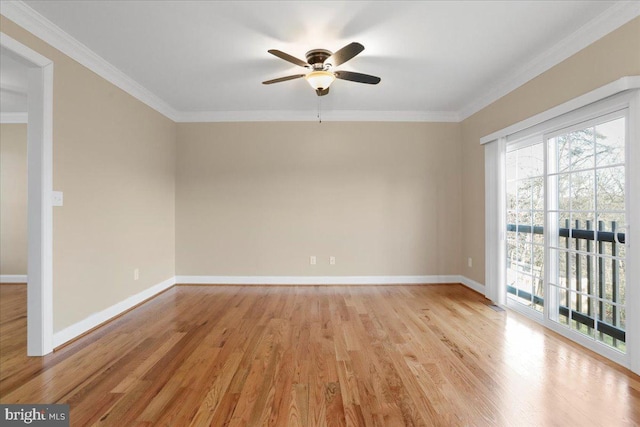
[1,32,54,356]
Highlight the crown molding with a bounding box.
[0,1,456,124]
[2,1,637,124]
[0,111,27,123]
[175,109,460,123]
[458,1,640,121]
[0,1,180,121]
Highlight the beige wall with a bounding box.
[176,122,461,277]
[1,11,637,334]
[1,16,176,332]
[461,16,640,284]
[0,124,28,277]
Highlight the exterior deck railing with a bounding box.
[506,220,625,343]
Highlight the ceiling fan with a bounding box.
[262,42,381,96]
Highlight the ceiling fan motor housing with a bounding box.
[305,49,332,69]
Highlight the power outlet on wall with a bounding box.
[310,256,317,265]
[468,257,473,268]
[134,268,140,280]
[329,256,336,265]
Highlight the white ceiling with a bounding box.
[4,1,638,121]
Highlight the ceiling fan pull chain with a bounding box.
[317,95,322,123]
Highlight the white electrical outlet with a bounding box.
[134,268,140,280]
[329,256,336,265]
[310,256,316,265]
[52,191,63,206]
[468,257,473,268]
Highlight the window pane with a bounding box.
[558,250,569,289]
[558,173,571,211]
[517,144,544,178]
[596,166,625,211]
[506,141,545,308]
[553,135,571,173]
[599,258,625,306]
[517,180,532,210]
[569,128,595,171]
[518,212,532,230]
[506,181,517,210]
[572,170,595,211]
[568,252,576,290]
[546,114,626,355]
[531,177,544,210]
[575,252,591,295]
[600,301,616,326]
[596,117,625,167]
[518,241,532,268]
[570,292,595,338]
[533,212,544,245]
[558,214,570,247]
[506,151,517,180]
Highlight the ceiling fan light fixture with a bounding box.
[305,70,335,90]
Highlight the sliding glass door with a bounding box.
[505,109,628,355]
[506,140,545,314]
[547,112,627,352]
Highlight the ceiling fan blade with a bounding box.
[316,87,330,96]
[328,42,364,66]
[262,74,306,85]
[334,71,381,85]
[267,49,309,68]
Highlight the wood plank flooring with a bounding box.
[1,283,639,426]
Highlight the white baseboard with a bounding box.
[175,275,463,285]
[458,275,486,295]
[0,274,27,283]
[52,276,176,348]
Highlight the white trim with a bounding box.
[0,1,456,124]
[0,1,180,121]
[0,274,27,283]
[544,318,628,368]
[52,277,176,348]
[175,110,460,123]
[460,1,640,120]
[0,30,50,66]
[175,275,462,285]
[0,112,27,123]
[625,89,640,375]
[2,1,637,124]
[1,31,54,357]
[484,137,506,305]
[506,298,544,322]
[26,61,54,356]
[458,276,486,295]
[480,76,640,144]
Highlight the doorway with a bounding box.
[0,32,54,356]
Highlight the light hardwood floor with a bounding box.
[1,283,639,426]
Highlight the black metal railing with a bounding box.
[507,220,625,343]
